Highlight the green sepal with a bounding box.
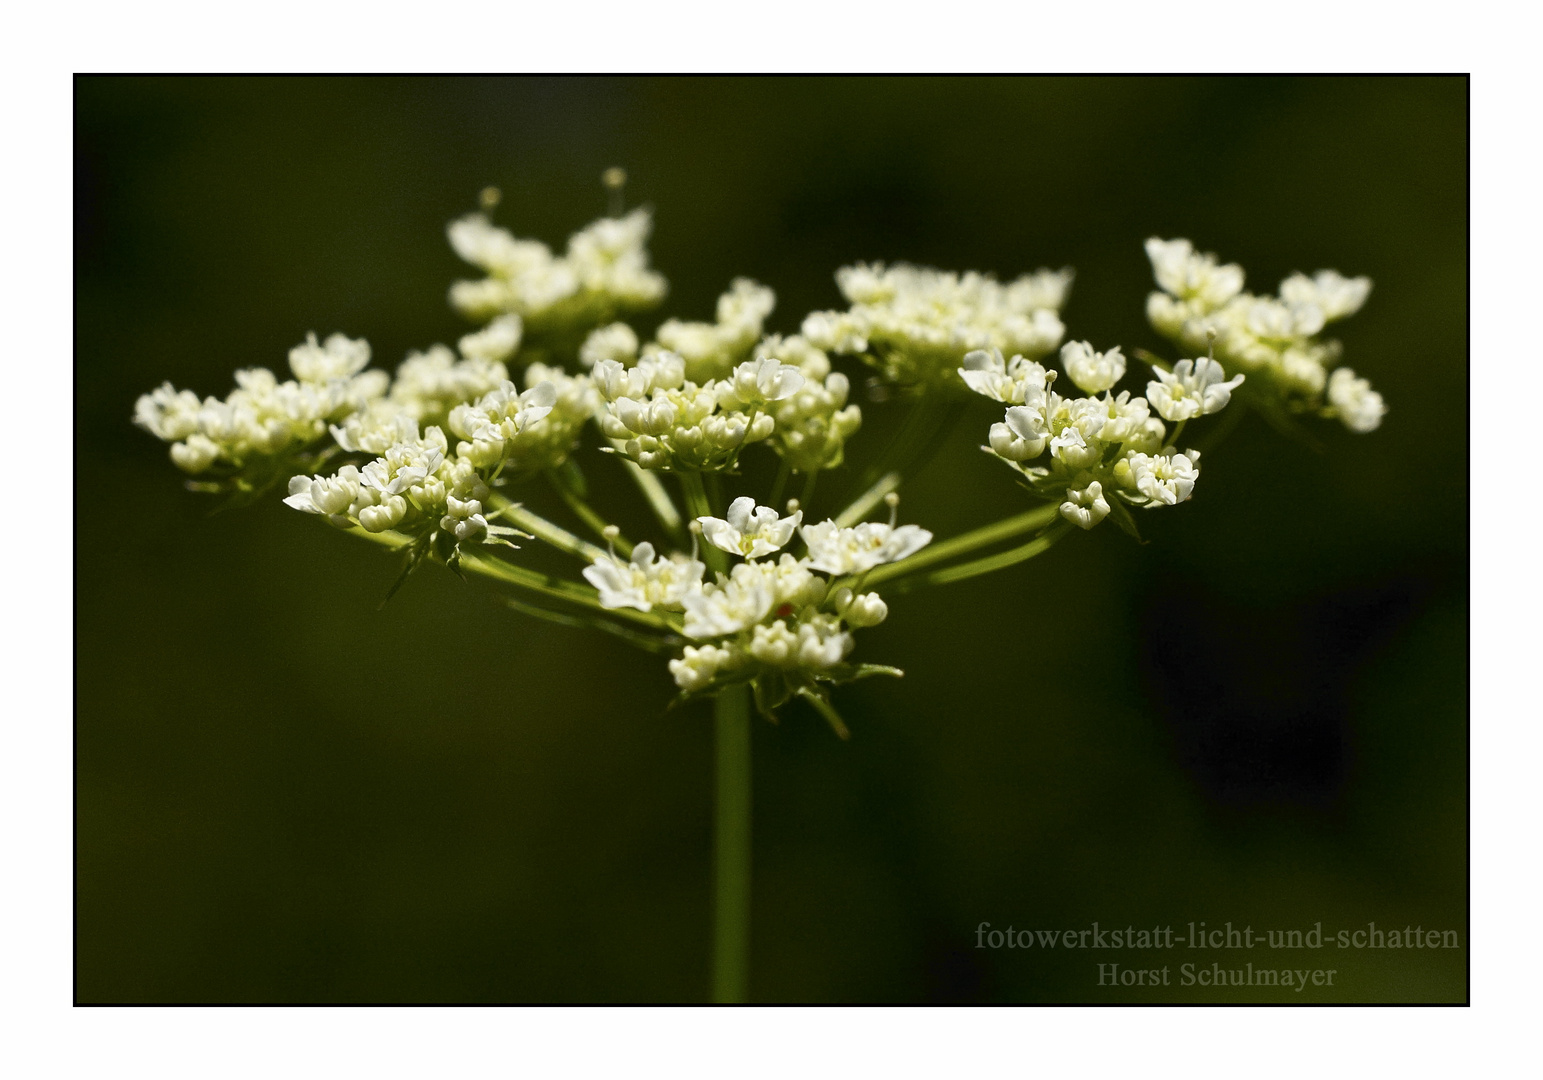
[379,530,434,607]
[1105,497,1146,543]
[814,662,904,685]
[794,685,851,740]
[752,674,792,722]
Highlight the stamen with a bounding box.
[603,167,627,217]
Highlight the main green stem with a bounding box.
[712,682,753,1004]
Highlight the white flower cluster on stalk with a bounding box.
[576,495,930,721]
[448,208,667,338]
[134,333,388,477]
[962,340,1222,532]
[136,181,1388,732]
[650,278,777,384]
[1144,237,1384,433]
[593,352,807,472]
[138,331,574,547]
[752,335,862,474]
[802,262,1073,390]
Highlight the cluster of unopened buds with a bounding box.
[136,177,1385,733]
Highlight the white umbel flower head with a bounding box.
[805,262,1071,388]
[583,541,707,612]
[288,332,372,384]
[1326,368,1387,433]
[446,380,559,469]
[1146,358,1245,421]
[1060,341,1126,394]
[800,519,933,576]
[655,279,776,383]
[389,344,509,427]
[1145,238,1246,309]
[698,497,803,559]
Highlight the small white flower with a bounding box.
[800,520,933,576]
[808,262,1070,386]
[441,512,488,542]
[1279,271,1371,322]
[356,494,408,533]
[285,465,362,525]
[722,357,805,407]
[682,564,777,639]
[748,621,799,666]
[959,348,1049,405]
[1326,368,1387,433]
[612,395,678,437]
[799,310,869,355]
[1060,341,1126,394]
[1059,480,1110,530]
[794,614,853,670]
[169,434,221,473]
[579,322,639,368]
[1244,296,1325,341]
[1146,358,1245,421]
[1049,425,1100,471]
[767,368,862,473]
[717,278,776,328]
[698,497,803,559]
[457,314,523,364]
[832,588,888,628]
[754,334,831,380]
[1117,448,1201,507]
[668,643,738,691]
[360,435,446,498]
[987,404,1050,462]
[134,382,203,441]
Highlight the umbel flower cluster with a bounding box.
[135,181,1385,732]
[1143,237,1385,432]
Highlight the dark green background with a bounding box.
[76,76,1467,1002]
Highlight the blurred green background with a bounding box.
[76,76,1467,1003]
